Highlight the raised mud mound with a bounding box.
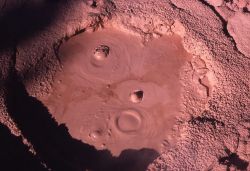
[0,0,250,171]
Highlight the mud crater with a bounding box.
[42,27,213,156]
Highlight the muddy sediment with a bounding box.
[0,0,250,171]
[43,28,191,156]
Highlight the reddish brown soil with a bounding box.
[0,0,249,171]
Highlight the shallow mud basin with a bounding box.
[44,27,191,156]
[1,0,250,170]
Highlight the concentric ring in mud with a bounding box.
[115,109,142,133]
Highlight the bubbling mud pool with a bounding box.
[43,27,191,156]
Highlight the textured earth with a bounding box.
[0,0,250,171]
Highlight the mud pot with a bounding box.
[43,27,191,156]
[1,0,250,171]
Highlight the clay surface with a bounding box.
[44,28,190,155]
[0,0,250,171]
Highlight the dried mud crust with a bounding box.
[0,0,249,171]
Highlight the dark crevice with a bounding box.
[198,78,210,97]
[134,90,144,100]
[53,39,64,68]
[189,115,225,128]
[169,1,185,12]
[53,26,87,68]
[169,2,178,10]
[242,7,250,13]
[73,28,87,37]
[198,0,232,37]
[91,0,98,8]
[219,148,249,170]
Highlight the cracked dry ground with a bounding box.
[0,0,250,171]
